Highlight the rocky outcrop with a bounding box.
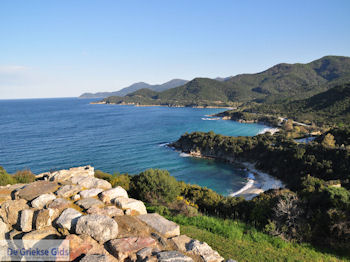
[0,166,225,262]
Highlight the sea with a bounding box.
[0,98,273,196]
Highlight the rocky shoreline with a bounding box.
[0,166,227,262]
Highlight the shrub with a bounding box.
[95,170,131,190]
[131,169,180,203]
[0,166,15,186]
[12,169,35,183]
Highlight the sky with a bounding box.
[1,0,350,99]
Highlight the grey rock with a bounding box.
[114,197,147,215]
[16,181,59,201]
[22,226,59,248]
[47,165,95,182]
[76,198,104,210]
[0,199,29,225]
[55,208,82,231]
[0,220,9,240]
[55,185,83,198]
[137,247,153,261]
[76,214,118,243]
[80,254,108,262]
[186,240,224,262]
[138,213,180,238]
[87,206,124,217]
[35,208,60,230]
[47,198,70,211]
[169,235,192,252]
[19,209,34,232]
[73,176,112,190]
[31,193,56,208]
[156,251,193,262]
[79,188,103,198]
[99,186,128,203]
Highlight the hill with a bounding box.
[79,79,188,98]
[101,56,350,106]
[246,82,350,126]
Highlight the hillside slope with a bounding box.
[101,56,350,106]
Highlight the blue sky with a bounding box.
[1,0,350,98]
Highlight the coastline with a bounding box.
[173,149,284,199]
[90,101,234,109]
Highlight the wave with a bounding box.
[229,173,256,197]
[258,127,279,135]
[179,152,191,157]
[158,142,169,147]
[201,117,221,121]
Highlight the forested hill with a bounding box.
[101,56,350,107]
[244,82,350,126]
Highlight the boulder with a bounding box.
[56,185,83,198]
[186,240,224,262]
[74,176,112,190]
[113,197,147,215]
[16,181,59,201]
[169,235,192,253]
[76,214,119,243]
[81,254,109,262]
[138,213,180,238]
[114,216,151,238]
[87,206,124,217]
[19,209,34,232]
[107,236,156,260]
[156,251,193,262]
[99,186,128,203]
[31,193,56,209]
[47,198,70,211]
[72,194,81,201]
[76,198,104,210]
[55,208,82,232]
[136,247,153,262]
[48,165,94,182]
[0,220,9,240]
[35,208,60,230]
[0,199,29,225]
[22,226,60,248]
[79,188,103,199]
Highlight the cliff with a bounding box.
[0,166,225,262]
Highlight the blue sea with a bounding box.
[0,98,270,196]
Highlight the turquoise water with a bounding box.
[0,98,269,195]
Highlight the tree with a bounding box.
[131,169,180,203]
[322,133,336,148]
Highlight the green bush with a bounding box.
[131,169,180,203]
[95,170,131,190]
[0,166,15,186]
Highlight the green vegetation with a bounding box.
[94,170,131,190]
[102,56,350,107]
[173,215,348,261]
[0,167,35,186]
[130,169,180,203]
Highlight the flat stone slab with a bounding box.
[107,236,156,260]
[72,176,112,190]
[47,198,71,211]
[16,181,59,201]
[56,208,82,231]
[22,226,60,249]
[76,198,104,210]
[76,214,118,243]
[138,213,180,238]
[114,216,151,238]
[35,208,60,230]
[47,165,95,182]
[113,197,147,215]
[156,251,193,262]
[87,206,124,217]
[0,184,25,202]
[56,185,83,198]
